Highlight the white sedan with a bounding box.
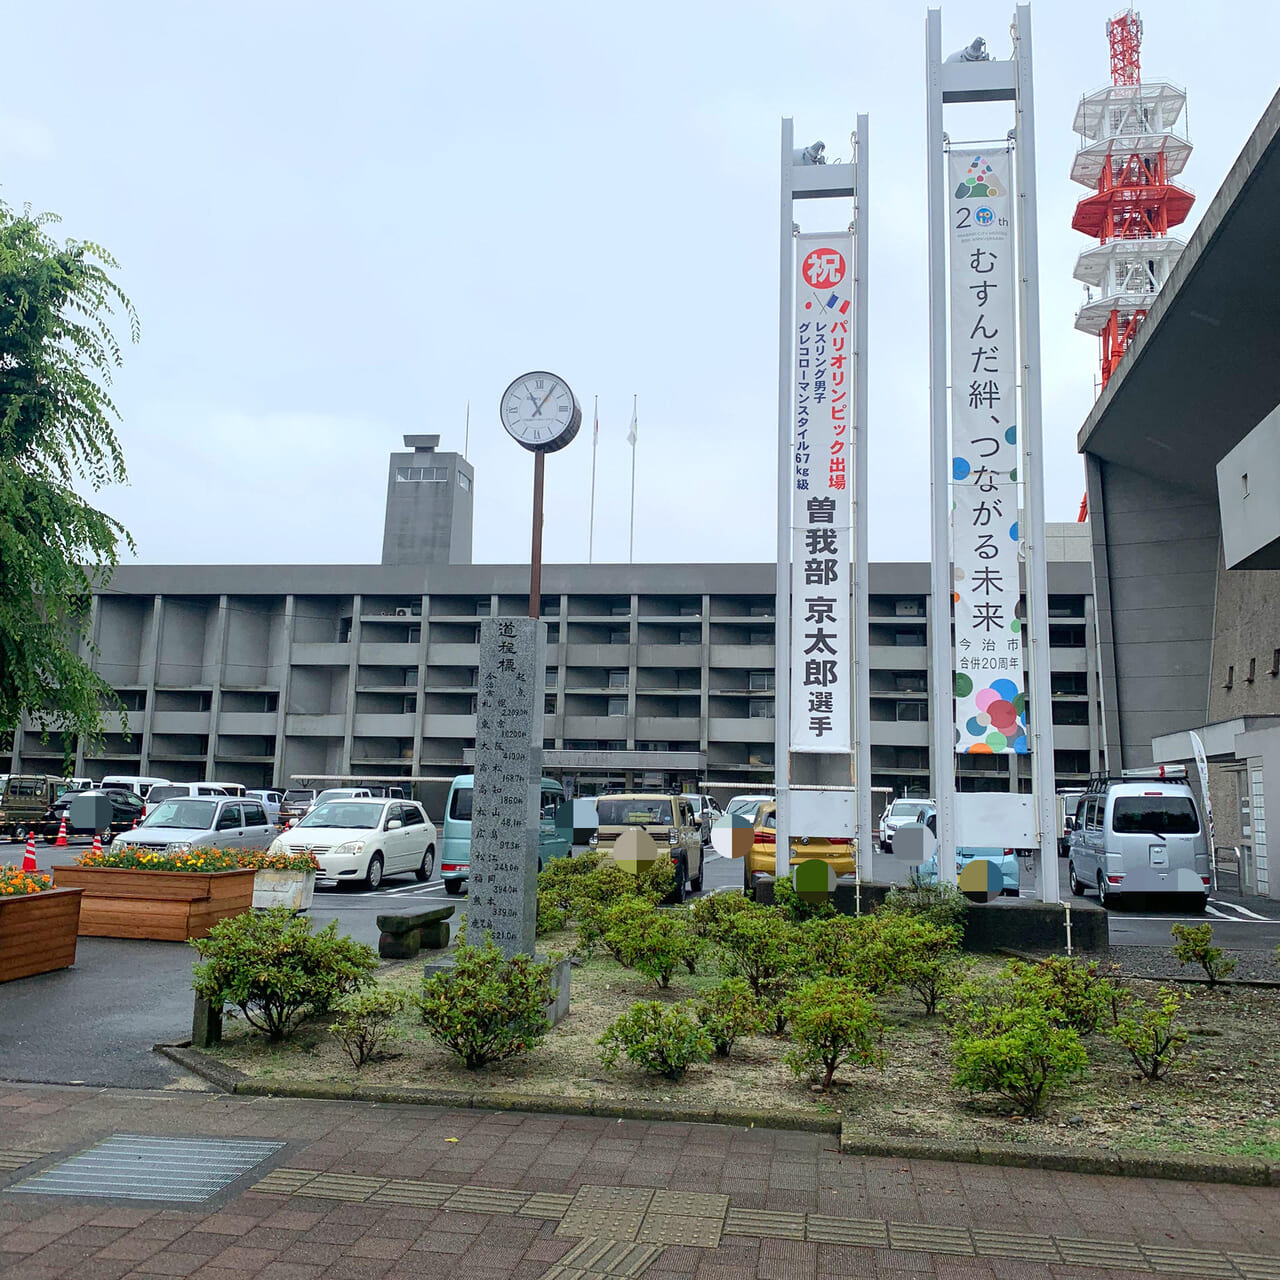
[269,798,436,890]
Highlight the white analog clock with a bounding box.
[499,371,582,453]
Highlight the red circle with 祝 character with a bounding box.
[801,247,847,289]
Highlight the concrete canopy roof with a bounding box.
[1077,89,1280,497]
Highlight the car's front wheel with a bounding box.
[1069,861,1085,897]
[365,853,384,890]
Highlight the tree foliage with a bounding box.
[0,201,138,757]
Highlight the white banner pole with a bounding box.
[775,118,796,881]
[1014,3,1059,903]
[926,9,957,884]
[854,114,873,880]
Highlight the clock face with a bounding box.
[499,371,582,453]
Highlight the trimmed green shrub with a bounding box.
[686,889,758,939]
[882,877,969,932]
[784,979,884,1089]
[1172,923,1236,986]
[958,957,1118,1037]
[951,1004,1087,1116]
[772,874,836,923]
[571,858,674,955]
[1108,985,1189,1081]
[418,937,554,1069]
[190,907,377,1043]
[604,902,700,988]
[599,1000,714,1080]
[330,989,407,1068]
[870,915,963,1015]
[712,907,804,1031]
[1020,955,1118,1035]
[695,977,764,1057]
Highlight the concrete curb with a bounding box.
[156,1042,1279,1185]
[839,1123,1278,1186]
[153,1044,840,1133]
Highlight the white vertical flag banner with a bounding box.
[947,149,1027,755]
[791,233,854,753]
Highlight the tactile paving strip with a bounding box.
[723,1207,806,1240]
[0,1150,50,1174]
[8,1134,283,1203]
[545,1237,664,1278]
[243,1166,1280,1278]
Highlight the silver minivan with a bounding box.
[111,795,276,855]
[1067,778,1210,910]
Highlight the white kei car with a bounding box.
[268,797,436,889]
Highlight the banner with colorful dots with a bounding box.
[947,148,1027,755]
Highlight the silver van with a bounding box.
[1067,776,1210,910]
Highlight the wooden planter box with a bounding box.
[50,867,256,941]
[252,868,316,910]
[0,887,83,982]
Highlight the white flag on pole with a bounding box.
[627,404,637,446]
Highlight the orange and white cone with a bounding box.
[54,813,68,847]
[22,833,37,873]
[91,832,103,857]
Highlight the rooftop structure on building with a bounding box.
[1071,8,1194,391]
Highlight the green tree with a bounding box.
[0,202,138,760]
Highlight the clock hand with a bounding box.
[526,393,544,417]
[536,388,555,412]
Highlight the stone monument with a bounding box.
[468,616,545,958]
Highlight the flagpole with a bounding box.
[463,401,470,460]
[588,395,599,564]
[627,394,637,564]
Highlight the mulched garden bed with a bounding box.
[201,928,1280,1160]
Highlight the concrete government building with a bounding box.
[3,433,1101,811]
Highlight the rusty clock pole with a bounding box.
[498,372,583,618]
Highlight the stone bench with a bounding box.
[377,907,452,960]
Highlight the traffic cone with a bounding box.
[54,813,68,847]
[131,815,139,829]
[22,833,37,873]
[91,832,103,857]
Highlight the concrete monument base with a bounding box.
[423,953,571,1027]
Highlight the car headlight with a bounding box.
[166,842,192,852]
[268,837,283,855]
[332,840,365,857]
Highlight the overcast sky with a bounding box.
[4,1,1275,568]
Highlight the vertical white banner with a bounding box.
[947,149,1027,755]
[791,233,854,753]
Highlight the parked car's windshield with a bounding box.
[889,800,927,818]
[296,801,383,830]
[597,798,673,826]
[146,786,190,806]
[144,799,216,829]
[282,790,315,804]
[725,797,767,818]
[1112,795,1199,835]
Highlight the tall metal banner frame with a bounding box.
[774,117,872,880]
[925,7,1058,900]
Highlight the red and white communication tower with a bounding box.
[1070,9,1194,392]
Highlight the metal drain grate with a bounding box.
[8,1134,284,1203]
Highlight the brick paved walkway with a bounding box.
[1,1083,1278,1279]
